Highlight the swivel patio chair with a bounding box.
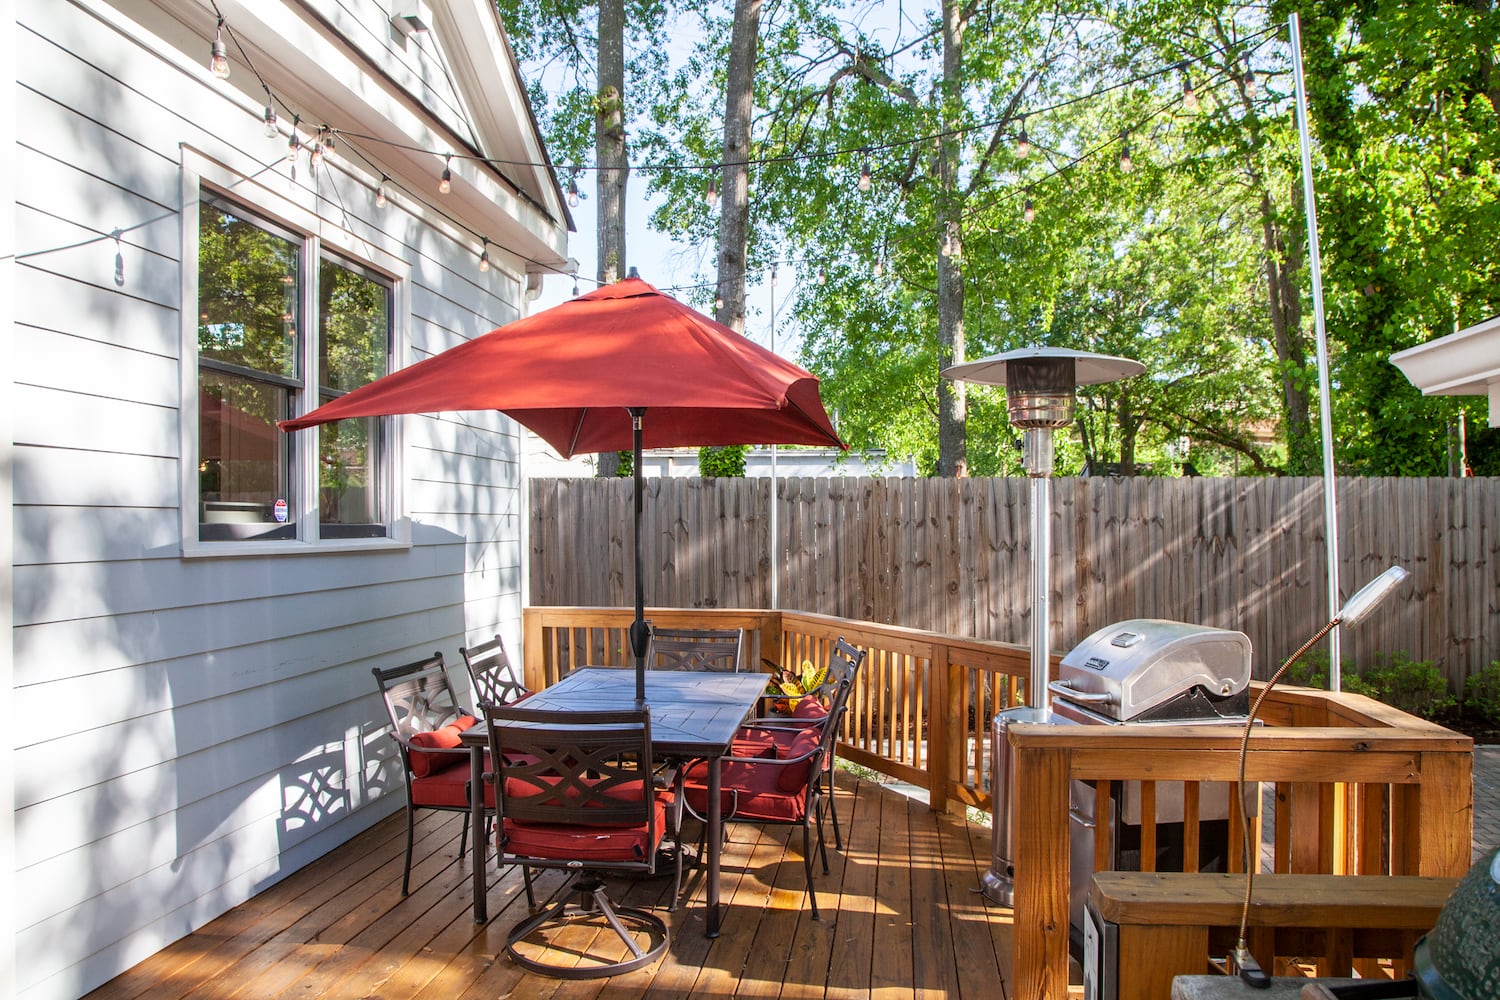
[735,637,867,849]
[644,626,746,672]
[483,704,683,979]
[459,634,530,709]
[682,692,847,919]
[372,653,491,896]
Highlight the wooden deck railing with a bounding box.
[521,607,1474,999]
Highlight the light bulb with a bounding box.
[817,268,827,286]
[263,105,278,138]
[715,295,724,310]
[1024,197,1035,223]
[286,131,301,164]
[309,130,325,169]
[572,278,580,297]
[858,160,872,192]
[1017,123,1031,159]
[1244,66,1257,98]
[873,259,884,278]
[321,131,335,162]
[567,178,579,207]
[1182,74,1199,112]
[375,176,388,208]
[209,21,230,79]
[439,156,452,194]
[478,240,490,273]
[705,179,719,208]
[1119,138,1133,173]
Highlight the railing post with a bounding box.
[1414,749,1474,877]
[928,643,951,813]
[522,608,546,691]
[1011,731,1071,1000]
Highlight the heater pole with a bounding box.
[1027,427,1054,708]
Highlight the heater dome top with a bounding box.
[941,346,1144,388]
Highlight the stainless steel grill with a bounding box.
[983,619,1254,932]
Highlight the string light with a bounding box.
[309,127,325,169]
[1243,63,1258,97]
[572,277,580,296]
[322,129,336,163]
[1024,197,1036,223]
[818,267,827,285]
[286,115,302,163]
[478,237,490,272]
[1017,118,1031,159]
[375,175,389,208]
[263,103,277,138]
[858,159,871,192]
[566,177,580,207]
[873,259,884,278]
[209,18,230,79]
[705,178,719,208]
[715,294,725,310]
[1181,68,1199,112]
[439,155,452,194]
[770,266,778,287]
[1119,134,1133,173]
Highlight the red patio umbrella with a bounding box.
[280,275,844,701]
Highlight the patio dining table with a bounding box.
[460,667,768,937]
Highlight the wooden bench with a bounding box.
[1086,871,1456,1000]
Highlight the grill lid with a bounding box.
[1054,619,1251,721]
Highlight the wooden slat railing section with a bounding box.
[522,606,1032,811]
[521,607,1473,999]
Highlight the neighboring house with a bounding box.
[5,2,571,998]
[527,444,919,478]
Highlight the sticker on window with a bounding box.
[273,498,288,522]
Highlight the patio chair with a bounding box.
[644,626,746,672]
[735,637,867,849]
[682,691,846,920]
[371,653,491,896]
[459,634,529,709]
[483,704,682,979]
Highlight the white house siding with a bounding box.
[10,1,560,996]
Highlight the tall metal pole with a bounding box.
[769,271,779,610]
[1290,13,1344,688]
[1026,428,1053,707]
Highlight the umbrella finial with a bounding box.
[627,266,640,279]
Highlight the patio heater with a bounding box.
[942,347,1144,708]
[942,346,1142,909]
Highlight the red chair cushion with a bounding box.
[409,758,472,807]
[682,758,807,823]
[500,792,669,863]
[502,775,650,820]
[408,715,477,777]
[777,728,821,792]
[793,698,829,720]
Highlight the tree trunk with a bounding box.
[596,0,628,287]
[715,0,762,334]
[935,0,967,477]
[594,0,628,479]
[1259,187,1315,474]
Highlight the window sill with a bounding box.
[180,530,413,559]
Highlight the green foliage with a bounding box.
[1282,651,1333,690]
[697,445,747,477]
[1462,662,1500,727]
[1343,651,1456,720]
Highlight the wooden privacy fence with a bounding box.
[521,607,1474,1000]
[530,475,1500,688]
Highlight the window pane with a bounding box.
[199,370,295,540]
[318,256,391,534]
[198,200,299,379]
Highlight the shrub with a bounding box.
[1343,651,1455,720]
[698,445,746,478]
[1462,662,1500,727]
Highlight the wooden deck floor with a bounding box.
[84,772,1016,999]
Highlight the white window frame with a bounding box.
[179,148,411,557]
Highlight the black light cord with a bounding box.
[1232,616,1341,988]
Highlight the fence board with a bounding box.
[530,476,1500,685]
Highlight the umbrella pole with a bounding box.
[628,408,649,704]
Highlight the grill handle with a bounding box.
[1047,680,1113,704]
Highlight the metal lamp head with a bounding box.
[1337,565,1409,626]
[941,347,1145,430]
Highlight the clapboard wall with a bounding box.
[530,475,1500,687]
[9,2,540,997]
